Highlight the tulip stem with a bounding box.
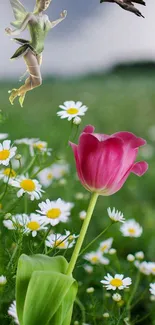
[66,192,99,276]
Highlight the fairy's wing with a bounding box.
[10,0,28,29]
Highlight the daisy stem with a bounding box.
[75,297,86,324]
[66,192,99,276]
[71,125,79,142]
[126,270,141,313]
[79,222,113,256]
[24,195,28,213]
[0,162,12,202]
[22,155,37,175]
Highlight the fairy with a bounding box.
[5,0,67,107]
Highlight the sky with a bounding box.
[1,0,155,78]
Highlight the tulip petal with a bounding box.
[83,125,95,134]
[78,133,124,192]
[113,132,146,148]
[93,133,110,141]
[131,161,148,176]
[69,142,89,190]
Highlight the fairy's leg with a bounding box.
[37,53,43,66]
[9,50,42,107]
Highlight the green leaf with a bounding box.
[16,254,77,325]
[23,271,77,325]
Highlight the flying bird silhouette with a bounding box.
[100,0,146,18]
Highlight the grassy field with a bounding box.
[0,67,155,324]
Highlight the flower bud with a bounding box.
[109,248,116,255]
[127,254,135,262]
[112,293,122,302]
[15,154,22,160]
[73,116,81,125]
[135,251,144,260]
[86,287,94,293]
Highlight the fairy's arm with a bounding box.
[5,13,32,36]
[50,10,67,29]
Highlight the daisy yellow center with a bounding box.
[110,278,123,287]
[20,179,36,192]
[67,108,79,115]
[34,143,45,150]
[91,256,99,263]
[101,244,108,252]
[46,208,61,219]
[128,228,136,235]
[55,240,65,248]
[152,267,155,272]
[47,173,53,180]
[0,149,10,160]
[3,168,16,178]
[27,221,40,231]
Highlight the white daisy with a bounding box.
[75,192,85,200]
[120,219,143,238]
[148,262,155,275]
[14,138,51,157]
[83,251,109,265]
[99,238,113,254]
[0,275,7,285]
[46,231,76,249]
[0,140,17,166]
[3,214,29,230]
[83,264,93,274]
[0,167,16,183]
[37,162,69,188]
[101,273,132,291]
[79,210,87,220]
[51,162,69,179]
[8,301,19,325]
[14,138,39,145]
[150,283,155,296]
[37,167,55,188]
[30,140,52,157]
[107,207,125,223]
[23,213,47,237]
[138,261,151,275]
[37,198,74,226]
[0,133,8,140]
[57,101,88,121]
[11,175,44,201]
[11,156,26,170]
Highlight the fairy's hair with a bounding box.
[34,0,51,12]
[35,0,51,4]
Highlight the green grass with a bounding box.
[0,69,155,324]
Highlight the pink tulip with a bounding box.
[70,125,148,196]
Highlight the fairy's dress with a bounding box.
[11,15,51,59]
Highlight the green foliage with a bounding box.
[16,254,78,325]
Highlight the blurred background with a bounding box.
[1,0,155,77]
[1,1,155,324]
